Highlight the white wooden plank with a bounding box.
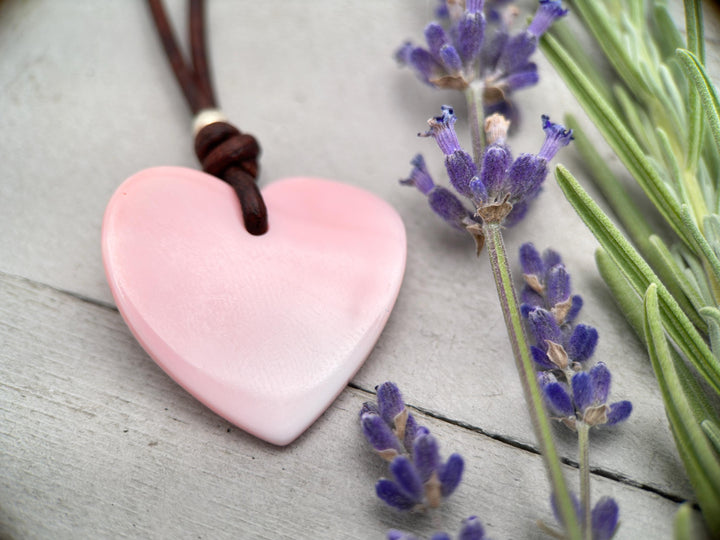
[0,271,682,539]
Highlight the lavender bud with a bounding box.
[498,31,537,75]
[519,242,545,276]
[377,381,406,425]
[362,413,402,456]
[376,478,417,511]
[480,144,512,197]
[445,150,478,197]
[546,265,571,307]
[403,413,428,452]
[469,176,488,203]
[543,381,574,417]
[591,496,620,540]
[571,371,593,412]
[455,9,485,64]
[543,247,563,268]
[565,294,584,323]
[589,362,611,404]
[527,308,562,349]
[428,187,473,230]
[390,455,424,501]
[424,23,451,58]
[413,433,441,482]
[505,153,547,201]
[439,44,463,74]
[607,401,632,425]
[566,324,599,363]
[439,453,464,497]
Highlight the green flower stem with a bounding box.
[465,80,485,164]
[578,421,592,540]
[482,221,582,540]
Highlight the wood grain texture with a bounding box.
[0,0,716,538]
[0,272,680,539]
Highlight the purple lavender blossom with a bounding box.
[519,243,589,371]
[520,244,632,430]
[360,382,464,511]
[551,493,620,540]
[409,109,572,228]
[400,154,477,230]
[537,363,632,429]
[388,516,488,540]
[397,1,567,122]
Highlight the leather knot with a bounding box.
[194,121,268,235]
[194,121,260,178]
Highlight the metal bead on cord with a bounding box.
[147,0,268,235]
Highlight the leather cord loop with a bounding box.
[147,0,268,235]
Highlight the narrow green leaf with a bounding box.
[681,204,720,287]
[680,246,716,306]
[569,1,650,98]
[614,84,662,157]
[700,307,720,362]
[541,33,692,247]
[648,235,706,331]
[556,165,720,393]
[598,249,716,423]
[677,49,720,157]
[674,503,710,540]
[704,216,720,270]
[644,284,720,536]
[564,114,654,254]
[702,419,720,455]
[546,21,613,105]
[655,128,684,198]
[659,64,688,132]
[684,0,706,65]
[652,4,685,60]
[686,69,705,174]
[681,0,706,175]
[595,248,644,339]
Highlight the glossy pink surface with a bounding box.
[102,167,406,445]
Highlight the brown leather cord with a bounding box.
[146,0,268,235]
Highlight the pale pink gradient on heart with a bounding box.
[102,167,406,445]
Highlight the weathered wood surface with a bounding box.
[0,1,717,538]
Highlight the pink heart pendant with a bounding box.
[102,167,406,445]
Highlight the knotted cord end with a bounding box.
[194,121,268,235]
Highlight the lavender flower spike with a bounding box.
[361,382,464,512]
